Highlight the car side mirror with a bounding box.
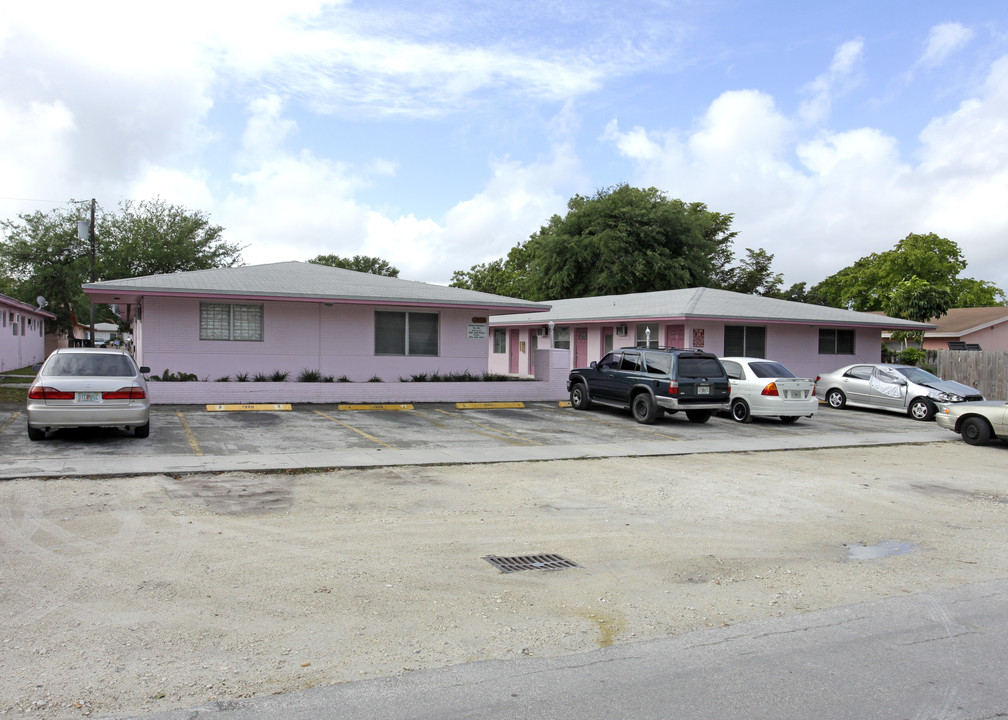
[139,366,151,374]
[590,361,598,369]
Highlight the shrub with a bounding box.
[322,374,335,383]
[895,347,931,370]
[336,375,350,383]
[215,375,231,383]
[149,368,198,382]
[253,372,269,382]
[368,375,383,382]
[270,370,290,382]
[235,372,249,382]
[297,369,323,382]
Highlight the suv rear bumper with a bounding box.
[655,397,731,412]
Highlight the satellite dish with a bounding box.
[36,296,48,309]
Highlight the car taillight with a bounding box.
[102,387,147,400]
[27,386,75,400]
[761,382,779,396]
[668,380,679,395]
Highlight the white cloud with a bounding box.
[919,22,974,69]
[604,51,1008,291]
[799,38,865,125]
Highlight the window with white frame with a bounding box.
[636,323,659,348]
[200,303,263,341]
[553,326,571,349]
[375,311,439,355]
[492,328,507,353]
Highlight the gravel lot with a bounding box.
[2,441,1007,719]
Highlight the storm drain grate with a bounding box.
[483,554,580,574]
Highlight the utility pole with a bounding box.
[88,198,96,346]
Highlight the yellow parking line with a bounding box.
[313,410,396,449]
[455,401,525,409]
[434,408,542,446]
[176,411,203,456]
[0,410,21,434]
[337,404,413,411]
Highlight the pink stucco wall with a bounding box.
[137,296,496,381]
[146,349,570,404]
[1,301,49,372]
[922,322,1008,352]
[489,320,883,379]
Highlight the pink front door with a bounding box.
[574,327,588,368]
[508,329,520,374]
[666,324,684,348]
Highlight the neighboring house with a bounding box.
[82,261,549,380]
[1,293,54,372]
[916,307,1008,352]
[488,287,932,380]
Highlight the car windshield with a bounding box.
[678,357,723,378]
[748,361,796,379]
[43,353,136,377]
[895,367,940,384]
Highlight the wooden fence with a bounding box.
[925,350,1008,401]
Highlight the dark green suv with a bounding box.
[567,347,731,424]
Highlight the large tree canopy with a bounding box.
[452,185,761,300]
[308,253,399,277]
[811,232,1005,313]
[1,198,242,335]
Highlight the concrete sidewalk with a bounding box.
[0,428,953,480]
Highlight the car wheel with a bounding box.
[569,383,591,410]
[779,416,800,424]
[826,389,846,409]
[631,393,658,424]
[686,410,711,424]
[961,417,992,446]
[134,421,150,439]
[730,399,752,423]
[27,422,45,441]
[908,398,936,421]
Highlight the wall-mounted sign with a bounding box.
[471,317,488,324]
[692,328,705,348]
[467,323,488,339]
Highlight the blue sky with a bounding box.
[2,1,1007,296]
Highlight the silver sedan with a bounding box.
[815,363,983,421]
[26,348,151,440]
[936,400,1008,445]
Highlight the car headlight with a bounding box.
[937,392,964,403]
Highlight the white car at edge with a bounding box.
[719,357,818,423]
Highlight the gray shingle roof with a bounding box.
[490,287,932,329]
[83,261,549,314]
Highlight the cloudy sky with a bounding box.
[2,1,1007,295]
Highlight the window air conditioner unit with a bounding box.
[615,325,628,336]
[536,327,549,337]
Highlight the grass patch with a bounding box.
[0,386,27,402]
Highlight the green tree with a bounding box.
[308,253,399,277]
[449,242,531,297]
[811,232,1002,311]
[718,248,783,296]
[99,198,242,279]
[1,199,243,336]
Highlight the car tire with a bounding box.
[961,417,992,446]
[826,389,846,409]
[730,399,752,423]
[686,410,711,424]
[134,421,150,438]
[27,422,45,441]
[779,416,800,424]
[631,393,658,424]
[569,383,591,410]
[908,398,936,421]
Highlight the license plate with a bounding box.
[697,385,710,395]
[75,392,101,403]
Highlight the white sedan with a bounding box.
[719,357,818,423]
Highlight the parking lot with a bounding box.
[1,399,951,477]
